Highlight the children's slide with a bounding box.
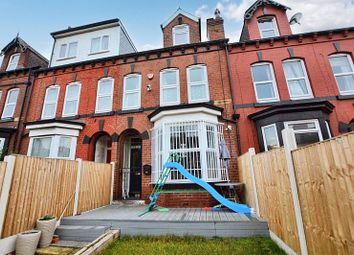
[164,162,253,214]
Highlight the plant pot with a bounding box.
[16,230,41,255]
[36,217,57,248]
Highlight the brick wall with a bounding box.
[207,17,225,41]
[163,14,200,48]
[229,31,354,153]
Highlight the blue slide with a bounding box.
[164,162,253,214]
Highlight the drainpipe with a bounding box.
[225,45,242,154]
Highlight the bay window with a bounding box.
[2,88,19,119]
[284,119,323,147]
[329,54,354,95]
[123,74,141,110]
[95,78,114,113]
[187,65,210,103]
[283,59,313,99]
[160,69,180,106]
[63,83,81,116]
[152,120,228,183]
[261,124,279,151]
[251,63,279,102]
[42,86,60,119]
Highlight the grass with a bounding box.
[99,236,285,255]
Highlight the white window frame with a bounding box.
[160,68,180,106]
[95,77,114,113]
[325,121,332,138]
[1,88,19,119]
[187,64,210,103]
[261,123,280,151]
[90,35,110,54]
[284,119,323,143]
[251,62,280,103]
[41,85,60,120]
[122,74,141,110]
[172,24,190,46]
[58,42,78,59]
[329,54,354,95]
[282,59,313,100]
[62,82,81,117]
[258,16,279,38]
[6,53,20,71]
[28,135,77,160]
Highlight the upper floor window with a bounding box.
[160,69,180,106]
[1,88,19,119]
[258,16,279,38]
[329,54,354,95]
[251,63,279,102]
[90,35,109,54]
[59,42,78,59]
[95,78,114,113]
[42,86,60,120]
[6,53,20,71]
[187,65,209,103]
[282,59,313,99]
[63,83,81,117]
[123,74,141,110]
[173,25,190,46]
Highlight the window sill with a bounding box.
[337,94,354,100]
[0,117,14,123]
[254,101,279,107]
[290,96,314,101]
[61,115,79,120]
[92,111,114,117]
[118,108,144,114]
[56,56,76,61]
[88,50,110,56]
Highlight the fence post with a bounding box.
[73,158,82,216]
[0,155,16,238]
[248,148,260,217]
[282,128,308,255]
[110,162,115,204]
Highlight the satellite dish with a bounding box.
[289,12,303,25]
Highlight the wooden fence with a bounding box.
[0,155,113,238]
[0,162,7,196]
[238,131,354,255]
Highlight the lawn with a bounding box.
[99,236,285,255]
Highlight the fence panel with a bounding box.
[237,151,256,209]
[77,161,112,213]
[2,155,78,237]
[292,133,354,255]
[0,161,7,195]
[252,148,301,254]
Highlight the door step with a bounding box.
[55,225,111,242]
[112,200,145,206]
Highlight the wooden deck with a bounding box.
[57,205,269,240]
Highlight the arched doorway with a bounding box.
[120,129,142,200]
[93,133,112,163]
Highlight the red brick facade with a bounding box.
[22,41,239,205]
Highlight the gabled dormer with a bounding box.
[240,0,292,41]
[0,36,48,72]
[49,19,136,67]
[161,8,201,47]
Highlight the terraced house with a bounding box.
[19,11,237,207]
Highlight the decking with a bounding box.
[56,204,269,241]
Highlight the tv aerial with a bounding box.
[289,12,303,25]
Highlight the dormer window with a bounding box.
[90,35,109,54]
[258,16,279,38]
[59,42,78,59]
[6,53,20,71]
[172,24,190,46]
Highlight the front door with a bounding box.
[129,138,142,198]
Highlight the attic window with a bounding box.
[258,16,279,38]
[6,53,20,71]
[172,24,190,46]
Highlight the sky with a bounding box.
[1,0,354,62]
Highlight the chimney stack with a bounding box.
[207,9,225,41]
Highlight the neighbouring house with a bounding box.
[0,36,48,156]
[20,10,237,207]
[229,0,354,153]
